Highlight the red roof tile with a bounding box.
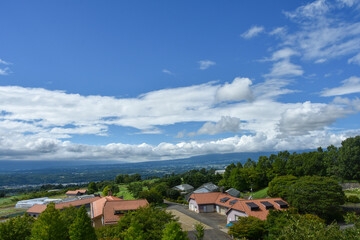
[103,199,148,224]
[26,204,47,214]
[189,192,288,221]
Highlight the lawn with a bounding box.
[116,184,135,200]
[252,187,269,199]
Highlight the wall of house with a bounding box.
[226,209,247,223]
[199,204,215,213]
[216,205,229,215]
[189,199,199,212]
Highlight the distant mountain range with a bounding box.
[0,151,311,187]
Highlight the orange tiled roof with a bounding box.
[229,198,288,220]
[65,189,88,195]
[91,196,123,219]
[103,199,148,224]
[26,204,47,214]
[188,192,224,204]
[189,192,288,220]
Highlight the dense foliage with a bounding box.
[96,205,183,240]
[228,216,267,240]
[287,176,345,221]
[0,214,34,240]
[221,136,360,193]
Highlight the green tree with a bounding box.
[128,182,143,198]
[287,176,345,221]
[102,185,112,196]
[267,175,297,199]
[0,214,34,240]
[228,216,266,240]
[162,222,188,240]
[69,206,97,240]
[30,203,67,240]
[88,182,98,194]
[276,214,344,240]
[339,136,360,180]
[60,206,78,239]
[194,222,205,240]
[114,206,175,240]
[138,189,163,204]
[124,221,145,240]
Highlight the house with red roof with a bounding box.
[90,196,148,228]
[188,192,288,223]
[65,189,88,197]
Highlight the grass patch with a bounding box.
[252,187,269,199]
[344,188,360,197]
[116,185,135,200]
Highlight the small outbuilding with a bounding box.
[172,184,194,193]
[225,188,241,198]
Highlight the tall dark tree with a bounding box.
[88,182,98,194]
[339,136,360,180]
[287,176,345,221]
[69,206,97,240]
[30,203,67,240]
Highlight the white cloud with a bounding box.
[0,67,10,76]
[284,0,329,20]
[278,101,351,135]
[280,1,360,63]
[196,116,241,135]
[241,26,265,39]
[270,48,299,61]
[321,76,360,96]
[265,59,304,78]
[215,77,254,102]
[0,59,10,65]
[162,69,173,75]
[269,27,287,36]
[348,53,360,65]
[198,60,216,70]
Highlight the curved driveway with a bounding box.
[165,200,232,240]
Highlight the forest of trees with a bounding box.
[220,136,360,192]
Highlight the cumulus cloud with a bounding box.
[196,116,241,135]
[241,26,265,39]
[321,76,360,96]
[278,101,351,135]
[215,77,254,102]
[198,60,216,70]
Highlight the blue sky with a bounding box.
[0,0,360,161]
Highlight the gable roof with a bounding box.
[103,199,149,225]
[198,182,219,192]
[91,196,123,219]
[65,189,88,195]
[172,184,194,191]
[26,204,47,214]
[189,192,288,220]
[225,188,241,197]
[228,198,288,220]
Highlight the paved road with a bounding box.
[165,201,232,240]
